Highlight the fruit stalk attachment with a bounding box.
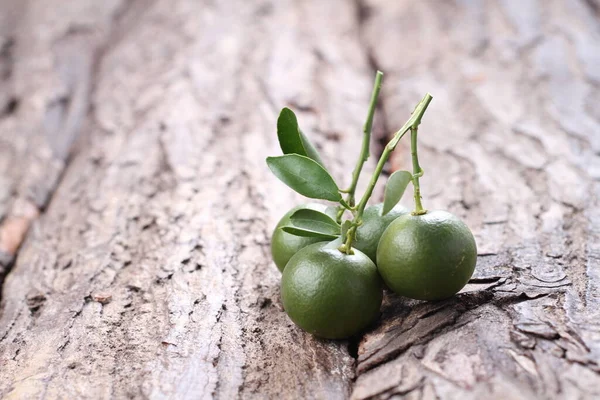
[339,93,433,254]
[336,71,384,223]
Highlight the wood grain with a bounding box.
[0,0,376,398]
[353,0,600,398]
[1,0,599,399]
[0,0,124,282]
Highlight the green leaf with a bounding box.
[266,154,342,202]
[277,108,304,154]
[340,220,352,242]
[290,209,340,236]
[382,170,413,215]
[277,108,325,167]
[281,226,339,240]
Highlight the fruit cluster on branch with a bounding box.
[266,72,477,339]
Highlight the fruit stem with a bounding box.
[336,71,383,224]
[410,126,427,215]
[339,93,433,254]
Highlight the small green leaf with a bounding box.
[277,108,325,167]
[340,220,352,242]
[266,154,342,202]
[281,226,339,240]
[382,170,413,215]
[277,108,304,154]
[290,209,340,236]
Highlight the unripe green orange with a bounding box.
[281,241,383,339]
[353,203,408,263]
[377,210,477,301]
[271,203,333,272]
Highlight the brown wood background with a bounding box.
[0,0,599,398]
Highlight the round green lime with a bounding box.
[353,203,408,263]
[281,241,383,339]
[377,210,477,301]
[271,203,334,272]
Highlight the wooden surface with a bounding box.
[1,0,599,399]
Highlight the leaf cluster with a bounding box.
[267,107,412,241]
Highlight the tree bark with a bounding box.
[353,0,600,398]
[1,0,599,399]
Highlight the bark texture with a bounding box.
[1,0,599,399]
[0,0,122,278]
[353,0,600,398]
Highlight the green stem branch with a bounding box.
[340,93,433,254]
[410,127,427,215]
[336,71,383,224]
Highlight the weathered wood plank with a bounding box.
[353,0,600,398]
[0,0,379,398]
[2,0,600,399]
[0,0,125,279]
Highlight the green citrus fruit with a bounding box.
[281,241,383,339]
[377,210,477,301]
[271,203,335,272]
[353,203,408,263]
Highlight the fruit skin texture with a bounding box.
[281,241,383,339]
[354,203,408,263]
[377,210,477,301]
[271,203,333,272]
